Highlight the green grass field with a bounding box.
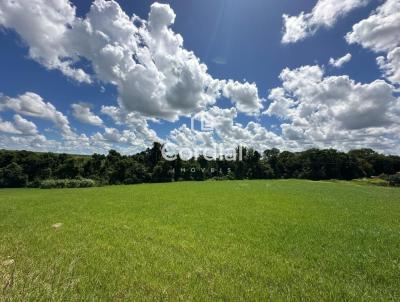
[1,180,399,301]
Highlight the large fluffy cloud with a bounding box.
[0,0,91,83]
[346,0,400,53]
[222,81,264,115]
[0,0,263,121]
[1,0,400,155]
[282,0,369,43]
[346,0,400,85]
[265,65,400,153]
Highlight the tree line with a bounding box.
[1,143,400,188]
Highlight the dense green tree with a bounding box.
[83,153,106,179]
[0,162,28,188]
[151,160,174,183]
[124,161,149,184]
[55,158,82,179]
[0,147,399,188]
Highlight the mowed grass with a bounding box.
[0,180,399,301]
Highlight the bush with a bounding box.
[39,179,60,189]
[123,176,140,185]
[353,178,389,187]
[389,174,400,187]
[76,178,98,188]
[378,173,390,181]
[27,179,41,188]
[212,176,230,181]
[39,178,97,189]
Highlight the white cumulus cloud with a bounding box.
[265,65,400,153]
[0,92,74,138]
[346,0,400,85]
[71,103,103,126]
[222,80,264,115]
[346,0,400,53]
[166,106,285,156]
[282,0,370,44]
[377,47,400,85]
[0,0,91,83]
[0,0,264,121]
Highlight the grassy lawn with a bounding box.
[0,180,399,301]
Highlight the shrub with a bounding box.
[378,173,390,181]
[78,178,98,188]
[389,174,400,187]
[27,179,41,188]
[352,177,390,187]
[124,176,140,185]
[39,179,60,189]
[212,176,230,181]
[39,178,97,189]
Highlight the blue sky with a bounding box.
[0,0,399,154]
